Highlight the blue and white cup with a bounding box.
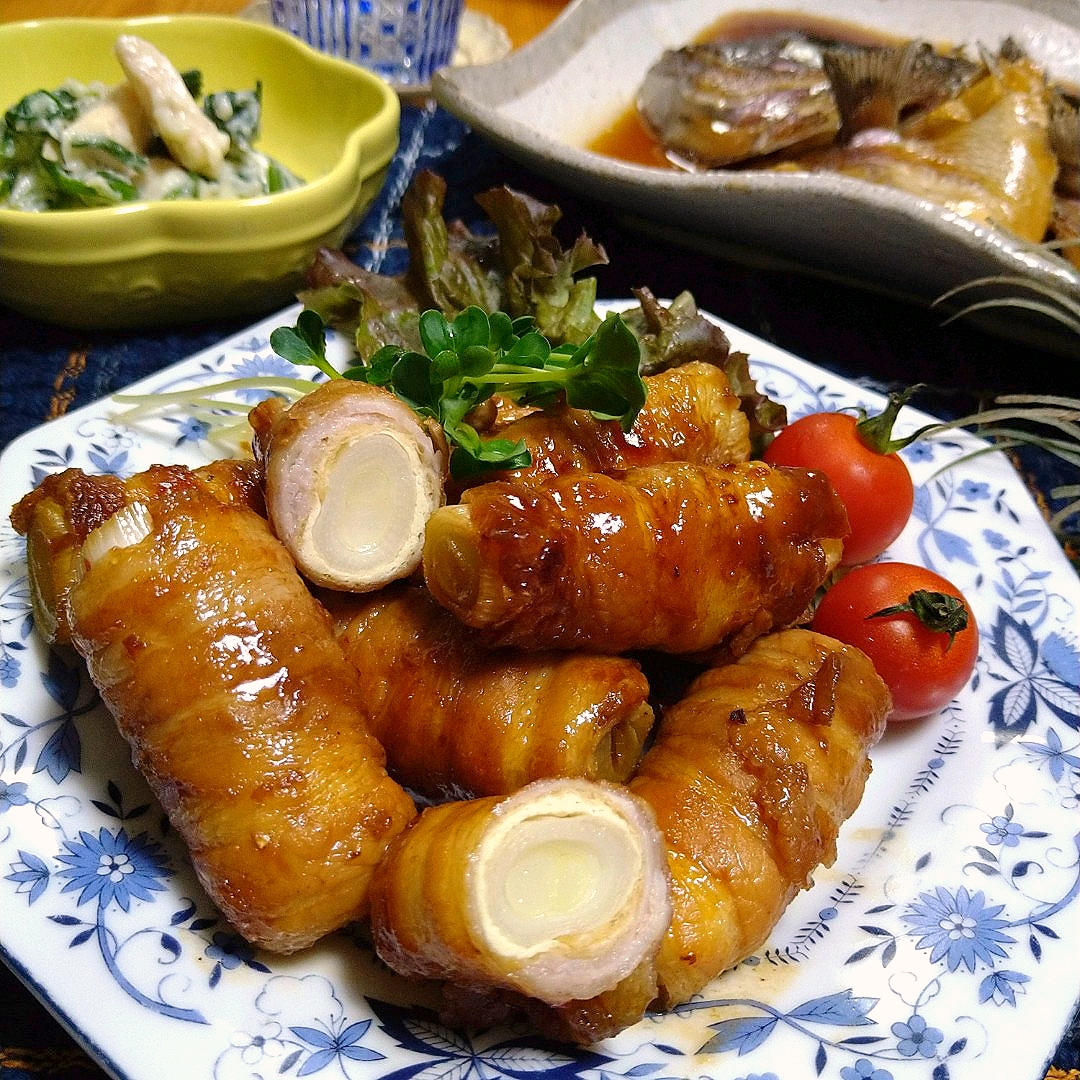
[270,0,465,87]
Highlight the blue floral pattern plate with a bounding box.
[1,302,1078,1080]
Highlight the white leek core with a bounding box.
[306,429,427,582]
[478,811,637,956]
[81,502,153,568]
[466,778,671,1003]
[256,381,447,593]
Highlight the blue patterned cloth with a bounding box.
[0,102,1076,1080]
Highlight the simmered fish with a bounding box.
[636,31,982,169]
[637,33,840,168]
[1050,87,1079,199]
[636,29,1063,251]
[796,53,1058,243]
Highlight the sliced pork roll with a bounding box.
[368,777,672,1014]
[629,627,891,1006]
[462,359,751,489]
[325,582,655,799]
[249,378,448,593]
[423,461,849,656]
[11,463,417,953]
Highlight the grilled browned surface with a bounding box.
[326,582,654,799]
[12,463,417,953]
[424,460,849,656]
[469,360,751,487]
[629,627,890,1006]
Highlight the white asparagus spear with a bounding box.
[60,82,153,171]
[114,34,229,178]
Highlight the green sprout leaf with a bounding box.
[269,305,646,478]
[268,310,340,381]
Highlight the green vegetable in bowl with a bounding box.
[0,34,301,211]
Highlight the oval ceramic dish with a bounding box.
[433,0,1080,352]
[0,16,399,330]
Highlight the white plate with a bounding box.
[1,302,1078,1080]
[433,0,1080,350]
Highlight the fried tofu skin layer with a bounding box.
[12,464,417,953]
[424,461,848,655]
[630,628,891,1007]
[325,583,655,799]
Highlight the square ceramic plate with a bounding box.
[1,302,1078,1080]
[433,0,1080,352]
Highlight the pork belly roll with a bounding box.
[250,379,448,593]
[439,948,664,1047]
[423,461,848,656]
[12,464,417,953]
[368,778,672,1012]
[464,360,751,488]
[628,628,890,1007]
[324,583,655,800]
[11,458,263,646]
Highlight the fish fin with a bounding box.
[823,40,929,138]
[1050,86,1080,196]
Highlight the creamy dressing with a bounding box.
[1,54,302,211]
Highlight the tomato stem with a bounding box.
[855,385,924,455]
[868,589,970,648]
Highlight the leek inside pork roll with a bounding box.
[629,627,891,1007]
[12,463,418,954]
[11,458,263,646]
[249,378,448,593]
[369,777,672,1007]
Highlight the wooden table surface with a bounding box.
[0,0,566,49]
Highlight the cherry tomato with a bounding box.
[811,562,978,722]
[763,401,914,566]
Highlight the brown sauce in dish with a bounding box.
[694,10,905,46]
[590,110,671,168]
[587,10,907,168]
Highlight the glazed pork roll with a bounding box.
[11,464,418,953]
[249,378,448,593]
[13,457,263,646]
[368,777,672,1011]
[325,583,655,799]
[465,359,751,487]
[423,460,849,656]
[439,944,664,1047]
[628,627,891,1007]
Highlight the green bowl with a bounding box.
[0,15,399,330]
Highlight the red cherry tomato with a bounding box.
[763,408,914,566]
[811,562,978,722]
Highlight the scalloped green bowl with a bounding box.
[0,16,399,330]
